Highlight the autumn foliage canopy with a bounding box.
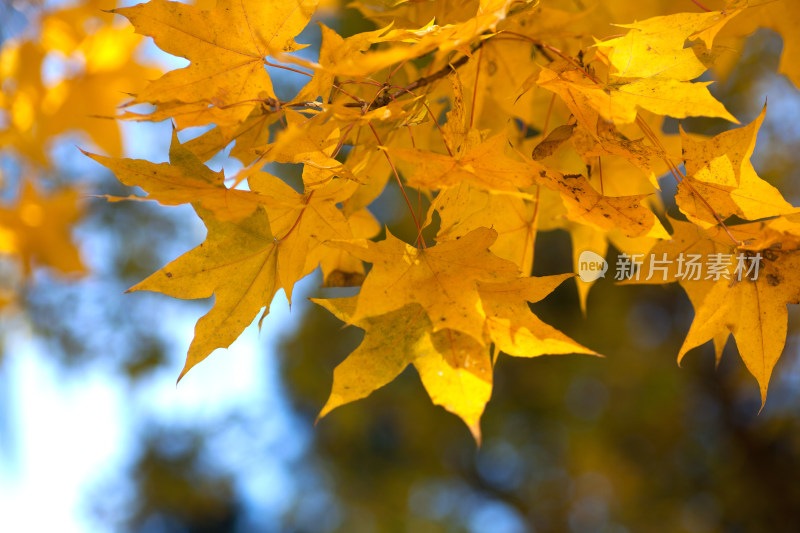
[3,0,800,442]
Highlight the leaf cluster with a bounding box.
[58,0,800,439]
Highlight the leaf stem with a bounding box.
[690,0,712,12]
[542,93,556,135]
[367,121,427,249]
[264,59,313,77]
[469,46,483,129]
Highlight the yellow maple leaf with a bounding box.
[432,182,538,273]
[676,104,795,227]
[588,5,744,123]
[183,102,286,163]
[538,61,738,124]
[630,216,800,406]
[313,297,492,443]
[391,133,534,191]
[680,223,800,407]
[85,131,266,220]
[477,274,598,358]
[613,78,737,123]
[286,0,523,78]
[247,176,358,300]
[536,170,669,239]
[94,128,362,303]
[130,206,280,381]
[331,227,520,343]
[114,0,317,126]
[536,62,639,125]
[570,119,660,189]
[312,297,427,422]
[250,110,359,189]
[294,23,387,104]
[595,5,743,81]
[313,268,584,443]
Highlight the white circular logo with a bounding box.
[578,250,608,282]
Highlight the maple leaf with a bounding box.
[90,130,366,302]
[318,208,380,287]
[113,0,317,127]
[631,217,800,406]
[391,133,535,192]
[440,71,481,156]
[677,218,800,406]
[331,227,520,343]
[477,274,598,359]
[676,104,795,227]
[586,5,743,123]
[293,23,387,104]
[247,110,359,188]
[432,182,538,274]
[478,34,542,122]
[285,0,524,78]
[130,206,279,381]
[180,103,283,163]
[615,79,738,123]
[416,328,492,442]
[312,297,428,422]
[536,170,669,239]
[247,176,359,301]
[313,297,492,442]
[85,131,265,220]
[313,271,588,442]
[536,61,737,126]
[535,62,639,126]
[595,6,744,81]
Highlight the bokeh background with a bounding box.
[2,1,800,532]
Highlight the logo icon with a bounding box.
[578,250,608,282]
